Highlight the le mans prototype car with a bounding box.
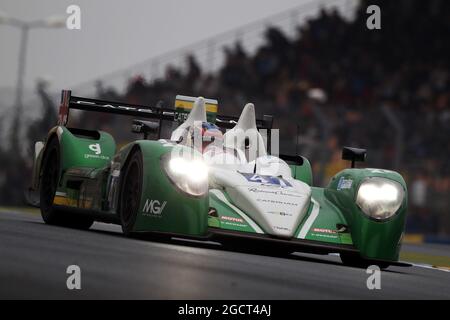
[28,90,408,269]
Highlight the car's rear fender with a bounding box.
[57,127,116,172]
[32,127,114,190]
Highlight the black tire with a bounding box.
[39,137,94,230]
[118,149,143,236]
[340,253,390,270]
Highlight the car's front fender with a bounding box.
[117,140,209,236]
[325,168,408,261]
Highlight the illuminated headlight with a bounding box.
[163,156,208,196]
[356,177,405,220]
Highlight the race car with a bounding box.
[28,90,408,269]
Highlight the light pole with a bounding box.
[0,12,66,112]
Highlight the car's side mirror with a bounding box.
[132,119,159,139]
[342,147,367,168]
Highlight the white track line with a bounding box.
[409,263,450,273]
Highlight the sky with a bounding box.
[0,0,356,94]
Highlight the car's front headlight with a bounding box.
[163,155,209,196]
[356,177,405,221]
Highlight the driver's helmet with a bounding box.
[188,121,223,152]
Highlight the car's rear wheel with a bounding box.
[119,148,143,236]
[340,253,390,269]
[40,137,94,230]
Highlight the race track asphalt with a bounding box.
[0,210,449,299]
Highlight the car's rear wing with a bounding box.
[57,90,176,126]
[58,90,274,131]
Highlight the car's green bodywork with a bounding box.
[31,125,407,263]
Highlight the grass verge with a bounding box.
[400,251,450,269]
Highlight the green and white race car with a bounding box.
[28,90,408,269]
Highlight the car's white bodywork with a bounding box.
[172,97,312,238]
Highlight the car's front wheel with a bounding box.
[118,148,143,236]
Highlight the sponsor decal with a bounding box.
[337,177,353,190]
[241,173,292,188]
[257,198,298,206]
[142,199,167,216]
[310,233,338,239]
[221,216,244,223]
[273,226,290,232]
[220,216,247,228]
[248,187,303,198]
[310,228,338,239]
[267,211,293,217]
[84,143,110,160]
[89,143,101,155]
[312,228,337,234]
[84,154,110,160]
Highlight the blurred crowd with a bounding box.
[0,0,449,235]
